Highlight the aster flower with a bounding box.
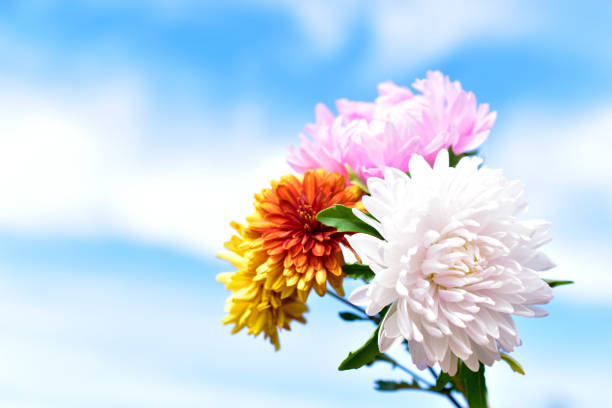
[248,169,363,301]
[288,71,497,182]
[346,150,554,375]
[217,222,308,350]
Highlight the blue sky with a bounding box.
[0,1,611,407]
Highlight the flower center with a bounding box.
[422,234,488,289]
[296,202,318,232]
[452,244,485,275]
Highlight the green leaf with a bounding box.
[345,164,369,194]
[317,205,382,239]
[338,311,367,321]
[500,352,525,375]
[365,353,395,368]
[434,372,453,391]
[448,148,478,168]
[338,325,380,371]
[342,263,375,283]
[544,279,574,288]
[457,362,488,408]
[374,379,420,392]
[372,354,395,364]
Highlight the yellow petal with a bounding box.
[315,269,327,286]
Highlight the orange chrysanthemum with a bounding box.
[218,169,362,348]
[248,169,363,301]
[217,222,308,350]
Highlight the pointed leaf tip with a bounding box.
[342,263,375,283]
[338,325,380,371]
[500,353,525,375]
[317,205,382,238]
[345,164,369,194]
[374,380,420,392]
[338,311,367,321]
[544,279,574,288]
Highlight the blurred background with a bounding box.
[0,1,611,407]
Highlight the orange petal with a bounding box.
[303,171,316,204]
[312,242,325,257]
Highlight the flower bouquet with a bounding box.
[217,71,572,407]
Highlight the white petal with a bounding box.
[526,252,556,271]
[527,306,549,317]
[408,340,429,370]
[352,207,382,231]
[463,351,480,372]
[433,148,449,169]
[379,333,403,353]
[408,153,431,178]
[378,303,401,351]
[348,285,371,307]
[336,136,556,373]
[346,233,384,265]
[441,352,458,375]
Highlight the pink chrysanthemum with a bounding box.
[288,71,497,182]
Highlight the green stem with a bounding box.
[377,354,434,388]
[444,391,463,408]
[327,290,381,323]
[383,382,463,408]
[328,291,465,408]
[455,362,488,408]
[427,366,438,381]
[425,365,463,407]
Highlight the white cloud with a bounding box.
[36,0,543,67]
[0,272,348,408]
[0,78,291,256]
[107,144,290,255]
[0,78,145,231]
[486,353,610,408]
[265,0,544,72]
[366,0,541,73]
[4,0,546,71]
[1,79,611,304]
[275,0,362,56]
[547,244,611,304]
[253,0,546,68]
[487,104,612,303]
[0,258,608,408]
[0,0,609,305]
[492,104,612,199]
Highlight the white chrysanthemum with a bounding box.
[347,149,554,375]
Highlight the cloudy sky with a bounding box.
[0,1,611,407]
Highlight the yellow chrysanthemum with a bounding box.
[217,222,308,350]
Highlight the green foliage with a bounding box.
[338,311,368,321]
[374,379,420,391]
[345,164,369,193]
[500,352,525,375]
[370,354,395,365]
[405,148,477,178]
[365,354,402,370]
[342,263,375,283]
[448,148,478,167]
[457,362,488,408]
[338,325,380,371]
[316,205,382,239]
[544,279,574,288]
[434,372,453,391]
